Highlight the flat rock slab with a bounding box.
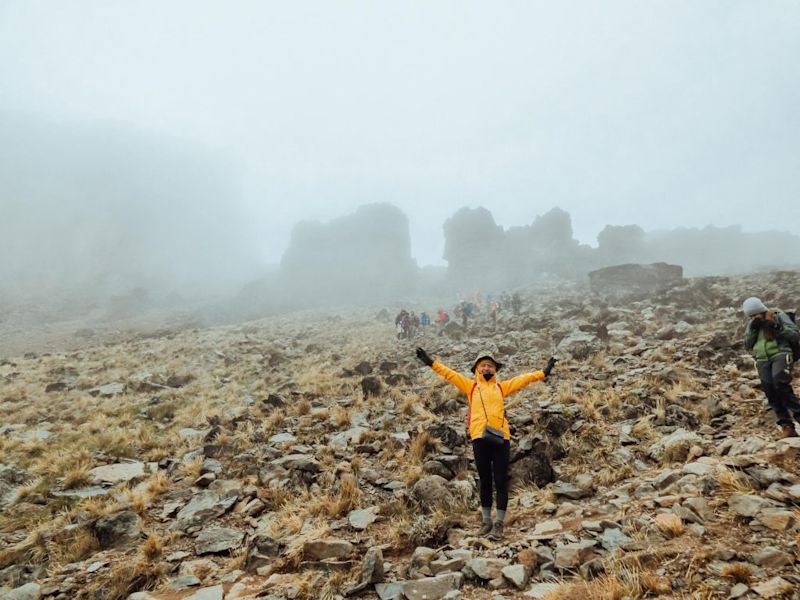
[524,582,562,598]
[727,494,773,518]
[401,573,464,600]
[89,462,146,485]
[0,583,41,600]
[194,527,244,554]
[348,508,378,531]
[303,539,354,560]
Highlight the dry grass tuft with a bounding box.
[409,431,437,464]
[715,468,756,495]
[655,513,685,538]
[140,533,164,561]
[79,558,169,600]
[720,563,752,583]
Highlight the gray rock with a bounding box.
[303,539,354,560]
[89,383,126,397]
[648,429,702,461]
[501,565,529,589]
[751,577,793,597]
[270,454,321,473]
[244,535,280,572]
[92,511,141,549]
[467,557,509,580]
[348,508,378,531]
[552,481,591,500]
[524,583,561,598]
[401,573,463,600]
[729,583,749,599]
[184,586,224,600]
[89,462,146,485]
[754,508,795,531]
[600,528,632,551]
[0,583,41,600]
[344,546,384,596]
[172,491,237,532]
[411,476,454,512]
[727,494,773,518]
[375,582,404,600]
[554,541,597,570]
[0,464,32,509]
[194,527,244,555]
[752,546,793,568]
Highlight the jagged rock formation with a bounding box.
[279,203,418,306]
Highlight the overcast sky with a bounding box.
[1,1,798,267]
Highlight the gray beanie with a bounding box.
[742,297,768,317]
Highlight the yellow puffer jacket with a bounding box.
[431,361,545,440]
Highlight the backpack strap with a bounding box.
[467,381,505,432]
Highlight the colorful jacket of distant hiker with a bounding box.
[744,310,800,362]
[430,362,545,440]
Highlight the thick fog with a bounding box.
[1,1,799,320]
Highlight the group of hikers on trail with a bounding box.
[393,291,522,339]
[410,293,800,541]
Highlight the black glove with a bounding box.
[767,319,781,332]
[543,356,557,377]
[750,319,764,330]
[416,347,434,367]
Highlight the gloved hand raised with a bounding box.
[750,319,764,330]
[767,319,781,332]
[543,356,557,377]
[416,347,434,367]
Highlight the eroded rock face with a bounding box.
[280,203,418,306]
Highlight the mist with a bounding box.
[1,1,799,333]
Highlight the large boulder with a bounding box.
[410,476,455,513]
[92,511,141,549]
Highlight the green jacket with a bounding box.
[744,310,800,362]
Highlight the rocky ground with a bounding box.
[2,271,800,600]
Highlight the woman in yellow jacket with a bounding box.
[415,347,556,540]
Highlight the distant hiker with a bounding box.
[420,312,430,327]
[395,309,411,339]
[743,297,800,438]
[437,310,449,325]
[415,347,557,540]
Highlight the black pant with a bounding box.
[757,353,800,426]
[472,438,510,511]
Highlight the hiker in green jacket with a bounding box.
[742,297,800,438]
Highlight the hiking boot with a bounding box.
[487,521,504,541]
[779,424,798,438]
[477,521,493,536]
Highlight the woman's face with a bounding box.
[478,360,497,376]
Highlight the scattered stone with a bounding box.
[467,557,509,580]
[754,508,795,531]
[751,577,793,597]
[727,494,774,518]
[752,546,793,568]
[89,462,146,485]
[348,507,378,531]
[411,476,454,512]
[92,510,142,549]
[401,573,463,600]
[501,565,529,589]
[194,527,244,555]
[524,582,561,598]
[303,539,354,560]
[0,583,41,600]
[554,540,597,570]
